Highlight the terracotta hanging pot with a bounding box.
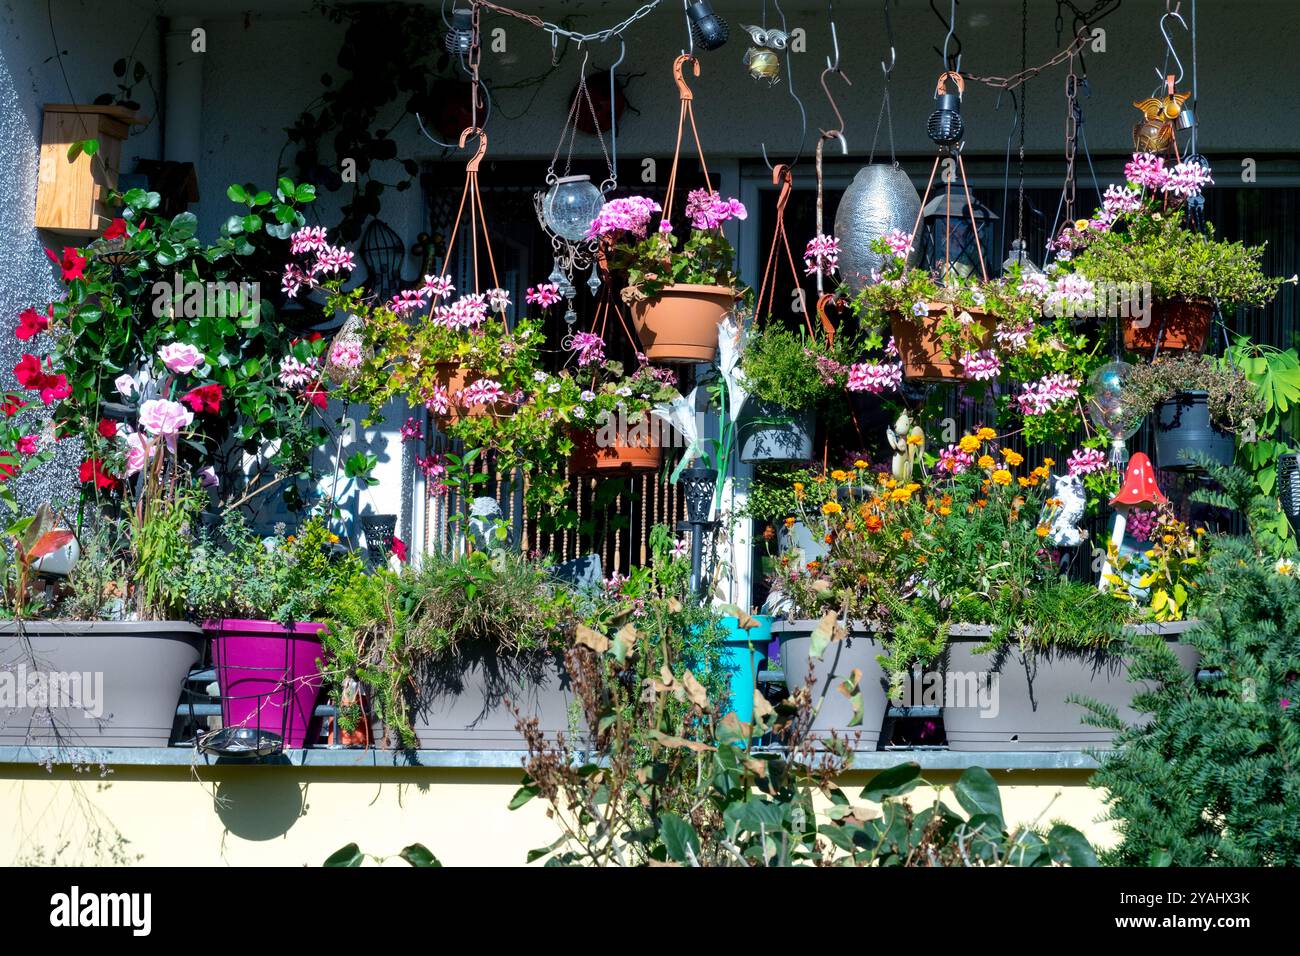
[568,427,662,476]
[630,283,734,364]
[1122,296,1213,355]
[889,304,996,383]
[433,361,509,424]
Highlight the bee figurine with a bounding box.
[740,23,788,85]
[1132,88,1190,154]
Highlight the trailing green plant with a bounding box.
[1119,352,1265,433]
[738,326,843,411]
[1082,535,1300,865]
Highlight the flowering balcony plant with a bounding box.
[1054,153,1280,353]
[770,428,1133,686]
[589,190,746,363]
[845,231,1045,384]
[38,180,340,504]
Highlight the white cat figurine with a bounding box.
[1047,473,1088,547]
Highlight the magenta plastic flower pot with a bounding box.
[204,619,326,749]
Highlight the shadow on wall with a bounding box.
[211,768,308,840]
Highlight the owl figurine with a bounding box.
[1132,90,1190,154]
[740,23,788,84]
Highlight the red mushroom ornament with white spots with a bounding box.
[1098,452,1167,591]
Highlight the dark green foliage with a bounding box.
[1082,536,1300,865]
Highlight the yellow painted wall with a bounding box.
[0,764,1114,866]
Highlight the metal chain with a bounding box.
[1063,56,1079,225]
[1017,0,1027,244]
[474,0,662,46]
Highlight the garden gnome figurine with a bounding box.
[1097,452,1166,591]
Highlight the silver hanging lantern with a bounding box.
[1002,237,1043,276]
[833,165,922,292]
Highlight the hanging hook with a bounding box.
[881,0,897,78]
[673,52,700,102]
[826,17,840,71]
[1155,8,1188,85]
[819,65,850,155]
[415,74,492,149]
[606,38,626,185]
[761,0,807,170]
[932,0,962,73]
[459,126,488,172]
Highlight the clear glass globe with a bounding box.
[1087,360,1142,440]
[542,175,604,242]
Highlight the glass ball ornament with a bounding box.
[1087,360,1144,465]
[542,175,604,242]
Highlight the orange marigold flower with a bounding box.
[854,459,868,469]
[906,433,924,446]
[1043,457,1055,467]
[831,469,850,481]
[784,515,796,527]
[976,499,988,509]
[976,427,997,441]
[1036,524,1050,538]
[1002,449,1024,466]
[939,506,952,516]
[1018,476,1031,488]
[901,528,913,541]
[978,454,996,470]
[864,515,884,533]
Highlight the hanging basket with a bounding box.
[568,427,662,476]
[630,283,733,364]
[1153,391,1235,472]
[433,361,510,424]
[889,304,995,383]
[1123,296,1213,355]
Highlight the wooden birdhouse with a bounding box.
[35,104,142,237]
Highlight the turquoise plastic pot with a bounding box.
[718,614,773,724]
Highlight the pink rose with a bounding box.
[123,428,153,476]
[137,399,194,452]
[157,342,205,375]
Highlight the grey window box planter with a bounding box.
[940,620,1201,752]
[0,620,203,749]
[411,646,579,750]
[771,618,890,750]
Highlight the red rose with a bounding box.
[305,381,328,410]
[15,306,51,341]
[45,246,87,281]
[78,458,118,490]
[1,394,27,417]
[16,435,38,455]
[102,218,128,240]
[391,535,408,563]
[97,420,118,439]
[181,383,223,414]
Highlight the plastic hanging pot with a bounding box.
[568,427,662,476]
[736,399,815,465]
[1152,390,1234,472]
[889,304,995,382]
[629,283,733,364]
[1123,296,1213,356]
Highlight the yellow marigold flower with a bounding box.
[977,427,997,441]
[1018,477,1031,488]
[831,469,850,481]
[793,481,804,492]
[1162,533,1175,544]
[991,469,1012,486]
[813,474,828,483]
[941,494,952,506]
[977,454,996,470]
[784,516,796,527]
[854,459,868,469]
[1036,524,1050,538]
[1195,527,1206,536]
[940,506,953,516]
[328,533,341,544]
[886,479,898,489]
[958,435,981,454]
[901,529,913,541]
[907,433,924,446]
[822,501,843,515]
[1043,457,1055,467]
[1002,449,1024,466]
[890,487,913,502]
[1032,466,1049,479]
